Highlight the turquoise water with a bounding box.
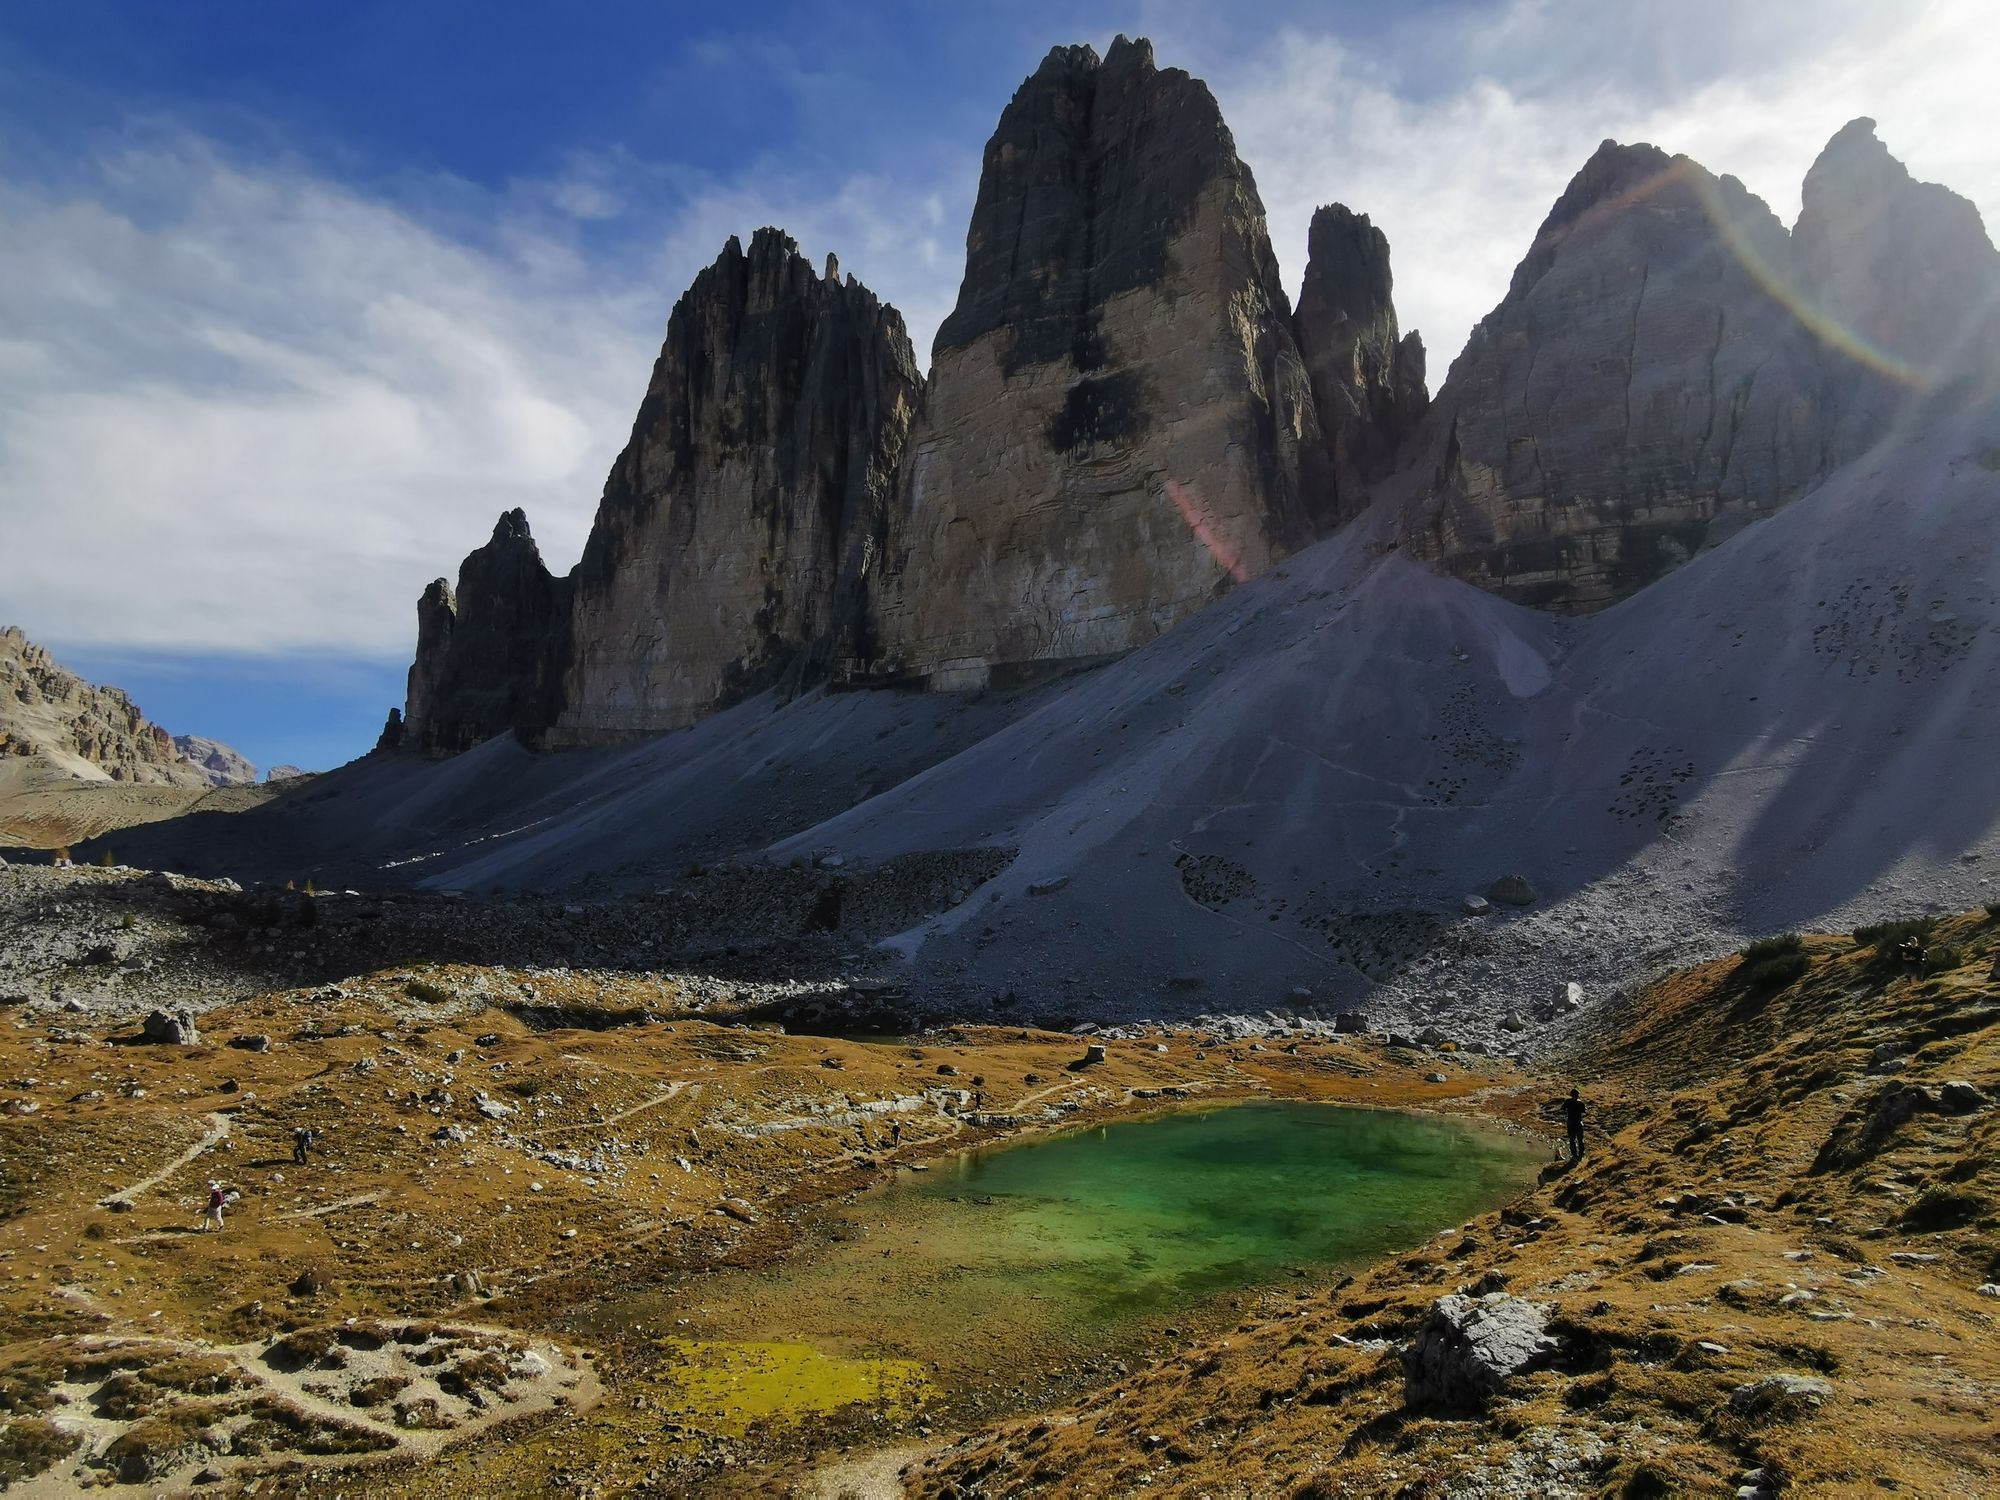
[640,1102,1538,1382]
[903,1101,1539,1321]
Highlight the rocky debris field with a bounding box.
[0,854,1012,1030]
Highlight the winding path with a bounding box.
[96,1112,231,1207]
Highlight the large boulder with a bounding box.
[1402,1292,1560,1408]
[139,1009,200,1046]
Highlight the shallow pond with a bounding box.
[619,1102,1540,1441]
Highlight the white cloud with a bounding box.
[0,134,665,657]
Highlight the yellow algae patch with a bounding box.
[649,1339,931,1436]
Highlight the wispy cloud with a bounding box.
[0,131,661,656]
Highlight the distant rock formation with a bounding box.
[171,735,258,788]
[860,36,1321,689]
[401,510,570,755]
[264,765,308,783]
[0,626,211,787]
[552,229,921,745]
[1293,204,1428,527]
[1402,121,1998,611]
[1791,117,2000,462]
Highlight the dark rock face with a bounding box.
[401,511,570,756]
[862,36,1320,688]
[1293,204,1428,526]
[1401,122,1998,612]
[549,229,922,745]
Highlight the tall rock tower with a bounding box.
[860,37,1322,689]
[549,229,923,745]
[1292,203,1428,527]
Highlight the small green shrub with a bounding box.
[1741,952,1810,990]
[1985,901,2000,920]
[1739,934,1804,962]
[96,849,116,867]
[1902,1186,1988,1230]
[403,978,452,1005]
[503,1077,543,1099]
[1853,917,1935,950]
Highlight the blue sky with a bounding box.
[0,1,1993,772]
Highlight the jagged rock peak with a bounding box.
[547,227,923,745]
[934,33,1284,368]
[1400,118,1999,615]
[400,512,569,757]
[1401,138,1814,611]
[865,35,1317,689]
[1793,117,1999,380]
[1293,203,1429,524]
[1505,139,1678,299]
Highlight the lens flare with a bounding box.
[1537,153,1930,391]
[1165,479,1249,583]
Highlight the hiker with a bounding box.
[1555,1088,1586,1161]
[889,1120,903,1150]
[204,1180,229,1231]
[1899,934,1925,970]
[292,1126,316,1165]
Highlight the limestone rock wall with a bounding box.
[859,36,1321,689]
[1792,117,2000,465]
[171,735,258,788]
[1292,203,1428,528]
[549,229,921,745]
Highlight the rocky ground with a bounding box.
[0,861,1515,1492]
[2,857,1995,1496]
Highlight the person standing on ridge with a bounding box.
[1559,1088,1586,1161]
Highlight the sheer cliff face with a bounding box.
[1403,122,1999,613]
[401,511,569,756]
[548,229,921,745]
[860,37,1321,689]
[1292,204,1428,527]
